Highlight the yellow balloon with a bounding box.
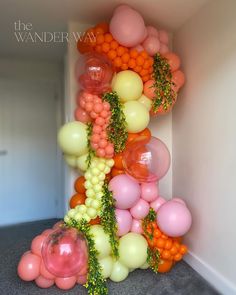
[119,233,148,269]
[58,121,88,156]
[64,154,77,168]
[138,94,152,111]
[77,153,88,172]
[110,260,129,282]
[123,101,150,133]
[99,256,114,279]
[90,225,111,259]
[112,70,143,102]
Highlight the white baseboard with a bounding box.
[184,251,236,295]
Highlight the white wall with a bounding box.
[173,0,236,294]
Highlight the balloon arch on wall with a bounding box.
[17,4,192,294]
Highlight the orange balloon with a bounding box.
[129,162,149,179]
[74,176,86,194]
[89,216,101,225]
[139,128,151,141]
[111,167,124,178]
[69,193,86,209]
[127,133,139,143]
[158,259,173,273]
[95,22,109,34]
[113,153,124,170]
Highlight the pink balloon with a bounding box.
[131,219,143,234]
[146,26,159,38]
[110,8,147,47]
[163,52,181,72]
[40,261,55,280]
[172,198,186,206]
[77,274,87,285]
[55,276,77,290]
[141,182,159,202]
[157,200,192,237]
[130,199,150,219]
[42,229,53,237]
[159,30,169,45]
[31,235,45,256]
[172,70,185,92]
[132,44,144,53]
[17,252,41,281]
[53,221,63,230]
[74,107,91,123]
[109,174,141,209]
[159,43,169,54]
[150,196,166,212]
[115,209,132,236]
[35,275,54,288]
[113,4,132,15]
[143,79,155,99]
[42,227,88,278]
[142,36,160,56]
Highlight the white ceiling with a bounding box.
[0,0,210,61]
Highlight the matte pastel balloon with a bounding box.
[142,36,160,56]
[115,209,132,236]
[159,43,169,54]
[110,7,147,47]
[131,219,143,234]
[64,154,77,168]
[90,225,111,259]
[159,30,169,45]
[31,235,46,256]
[122,136,171,182]
[143,79,155,99]
[53,221,63,230]
[172,197,186,205]
[77,274,87,285]
[146,26,159,37]
[99,256,114,278]
[42,227,88,278]
[74,107,91,123]
[172,70,185,92]
[163,52,181,72]
[110,260,129,282]
[55,276,77,290]
[141,182,159,202]
[17,252,41,281]
[109,174,141,209]
[157,200,192,237]
[35,275,54,288]
[138,94,152,111]
[130,199,150,219]
[132,44,144,53]
[150,196,166,212]
[113,4,132,15]
[40,261,55,280]
[42,229,54,237]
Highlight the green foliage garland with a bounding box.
[152,53,177,113]
[65,219,108,295]
[86,122,95,168]
[100,182,119,259]
[102,91,128,153]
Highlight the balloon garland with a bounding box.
[17,4,192,294]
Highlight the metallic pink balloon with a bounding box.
[42,227,88,278]
[115,209,132,236]
[17,252,41,281]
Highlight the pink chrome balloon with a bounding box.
[42,227,88,278]
[130,199,150,219]
[109,174,141,209]
[142,36,160,56]
[110,7,147,47]
[115,209,132,236]
[55,276,77,290]
[123,136,171,183]
[146,26,159,37]
[150,196,166,212]
[131,219,143,234]
[31,235,46,256]
[17,252,41,281]
[141,182,159,202]
[157,200,192,237]
[74,107,91,123]
[35,275,54,288]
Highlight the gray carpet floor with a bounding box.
[0,219,220,295]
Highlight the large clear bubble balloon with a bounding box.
[122,136,170,183]
[76,52,113,94]
[42,227,88,278]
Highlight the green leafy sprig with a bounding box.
[152,53,177,113]
[100,182,119,259]
[147,247,160,273]
[102,91,128,153]
[86,122,95,168]
[66,219,108,295]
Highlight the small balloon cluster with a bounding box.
[17,4,191,294]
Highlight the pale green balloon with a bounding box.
[90,225,111,259]
[77,153,88,172]
[112,70,143,102]
[99,256,114,279]
[119,233,148,269]
[123,101,150,133]
[64,154,77,168]
[140,261,149,269]
[109,260,129,282]
[138,94,152,111]
[58,121,88,156]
